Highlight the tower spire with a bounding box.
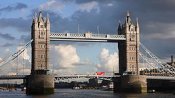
[118,20,122,33]
[46,13,50,24]
[136,17,139,32]
[136,18,139,26]
[34,12,37,19]
[32,12,38,29]
[126,11,131,25]
[127,11,130,17]
[38,11,43,22]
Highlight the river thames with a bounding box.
[0,89,174,98]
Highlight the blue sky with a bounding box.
[0,0,175,75]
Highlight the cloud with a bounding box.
[78,1,99,13]
[107,3,113,7]
[96,48,118,72]
[0,33,15,40]
[144,22,175,40]
[0,3,27,12]
[50,44,80,69]
[20,34,30,43]
[17,46,30,60]
[0,43,14,47]
[39,0,99,18]
[49,44,95,74]
[0,17,31,32]
[39,0,65,11]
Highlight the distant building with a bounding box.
[167,55,175,67]
[88,78,98,87]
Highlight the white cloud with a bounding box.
[147,30,175,40]
[17,46,30,60]
[96,48,119,73]
[39,0,99,18]
[5,48,10,52]
[107,3,113,7]
[50,44,80,69]
[146,22,175,39]
[40,0,65,11]
[78,1,99,13]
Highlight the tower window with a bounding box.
[130,34,135,41]
[40,25,44,28]
[39,32,45,39]
[41,54,45,58]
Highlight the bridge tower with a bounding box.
[118,12,140,75]
[114,12,147,93]
[26,12,54,95]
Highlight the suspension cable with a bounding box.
[140,43,175,76]
[0,39,33,67]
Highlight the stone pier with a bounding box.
[26,73,54,95]
[114,75,147,93]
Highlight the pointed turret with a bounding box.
[46,13,50,30]
[38,11,44,23]
[127,11,130,17]
[46,13,50,24]
[125,11,131,25]
[136,18,139,27]
[118,22,122,34]
[35,12,37,19]
[34,12,38,23]
[32,12,38,29]
[136,18,139,32]
[39,11,42,18]
[32,16,35,24]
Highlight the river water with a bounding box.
[0,89,174,98]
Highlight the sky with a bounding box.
[0,0,175,75]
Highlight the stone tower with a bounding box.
[31,11,50,74]
[26,12,54,95]
[118,12,140,75]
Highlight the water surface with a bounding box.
[0,89,174,98]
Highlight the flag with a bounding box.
[96,72,105,76]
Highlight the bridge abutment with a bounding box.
[26,73,54,95]
[114,75,147,93]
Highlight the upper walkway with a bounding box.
[50,32,126,42]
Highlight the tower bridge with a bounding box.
[0,11,175,94]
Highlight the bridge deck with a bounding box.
[50,33,126,42]
[0,75,27,80]
[146,76,175,80]
[0,75,114,80]
[0,75,174,81]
